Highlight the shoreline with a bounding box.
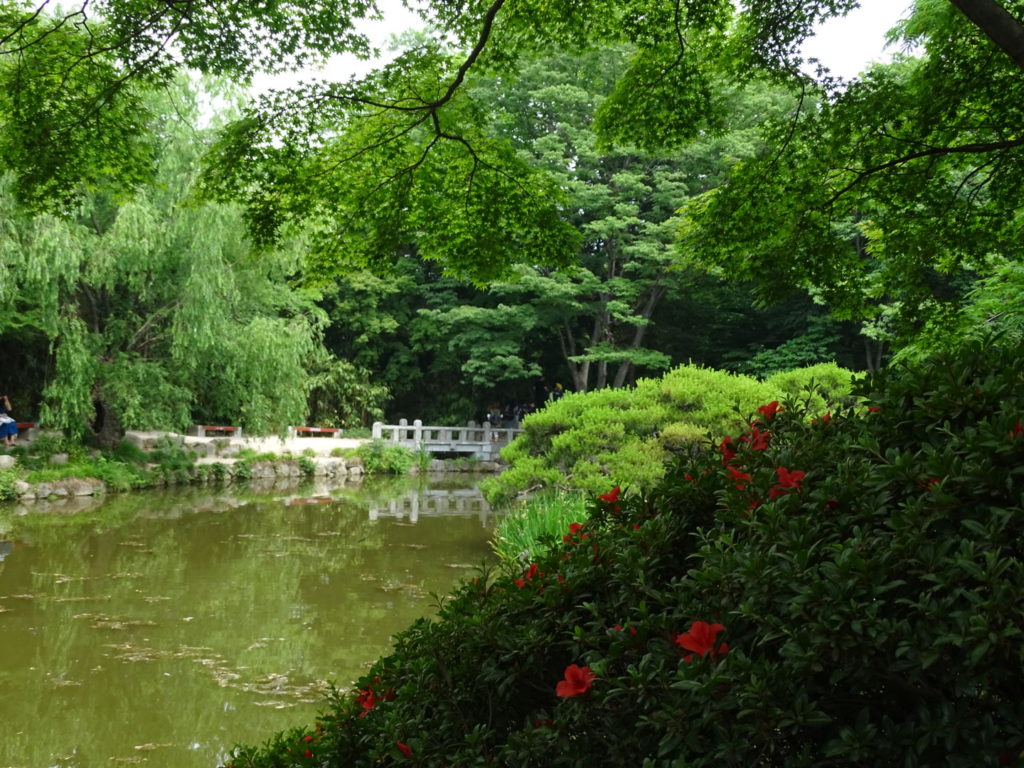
[1,430,507,504]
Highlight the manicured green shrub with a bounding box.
[355,440,415,474]
[221,338,1024,768]
[483,362,852,502]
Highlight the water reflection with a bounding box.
[0,476,496,768]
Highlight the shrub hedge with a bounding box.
[223,340,1024,767]
[482,362,852,502]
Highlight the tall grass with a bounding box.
[491,490,590,565]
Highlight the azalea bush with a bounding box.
[354,440,416,474]
[223,339,1024,767]
[481,362,852,503]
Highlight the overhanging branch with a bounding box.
[826,135,1024,205]
[948,0,1024,71]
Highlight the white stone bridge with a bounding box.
[371,419,523,461]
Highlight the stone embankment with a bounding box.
[2,430,505,502]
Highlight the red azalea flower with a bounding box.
[718,435,736,464]
[599,486,621,502]
[555,664,596,698]
[739,424,771,451]
[726,465,752,489]
[757,401,782,420]
[356,687,376,715]
[527,563,539,580]
[768,466,805,499]
[1012,420,1024,439]
[684,474,694,482]
[674,620,729,662]
[867,406,881,413]
[304,749,313,758]
[302,735,314,743]
[514,578,527,588]
[775,466,805,488]
[568,522,586,535]
[395,741,413,757]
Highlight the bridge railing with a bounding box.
[368,488,493,525]
[371,419,523,459]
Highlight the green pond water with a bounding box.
[0,475,498,768]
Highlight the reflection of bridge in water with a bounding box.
[368,488,493,526]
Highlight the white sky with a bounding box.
[249,2,422,95]
[802,0,914,78]
[249,0,915,96]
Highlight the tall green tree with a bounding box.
[0,79,326,445]
[467,50,807,391]
[0,0,378,209]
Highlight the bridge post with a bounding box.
[372,421,383,440]
[413,419,423,448]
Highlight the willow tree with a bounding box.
[0,79,326,445]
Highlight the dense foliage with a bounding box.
[224,337,1024,767]
[482,362,852,501]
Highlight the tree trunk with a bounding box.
[91,392,124,450]
[948,0,1024,70]
[864,339,885,372]
[612,283,667,388]
[557,324,589,393]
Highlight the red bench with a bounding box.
[292,426,341,437]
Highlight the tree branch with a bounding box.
[826,136,1024,205]
[947,0,1024,71]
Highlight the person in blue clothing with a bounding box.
[0,394,18,447]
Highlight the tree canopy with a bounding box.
[2,0,1024,431]
[5,1,1024,292]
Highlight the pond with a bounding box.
[0,475,499,768]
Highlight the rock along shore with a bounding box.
[2,430,505,502]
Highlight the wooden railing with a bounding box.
[371,419,523,460]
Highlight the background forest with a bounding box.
[0,7,926,445]
[0,0,1020,444]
